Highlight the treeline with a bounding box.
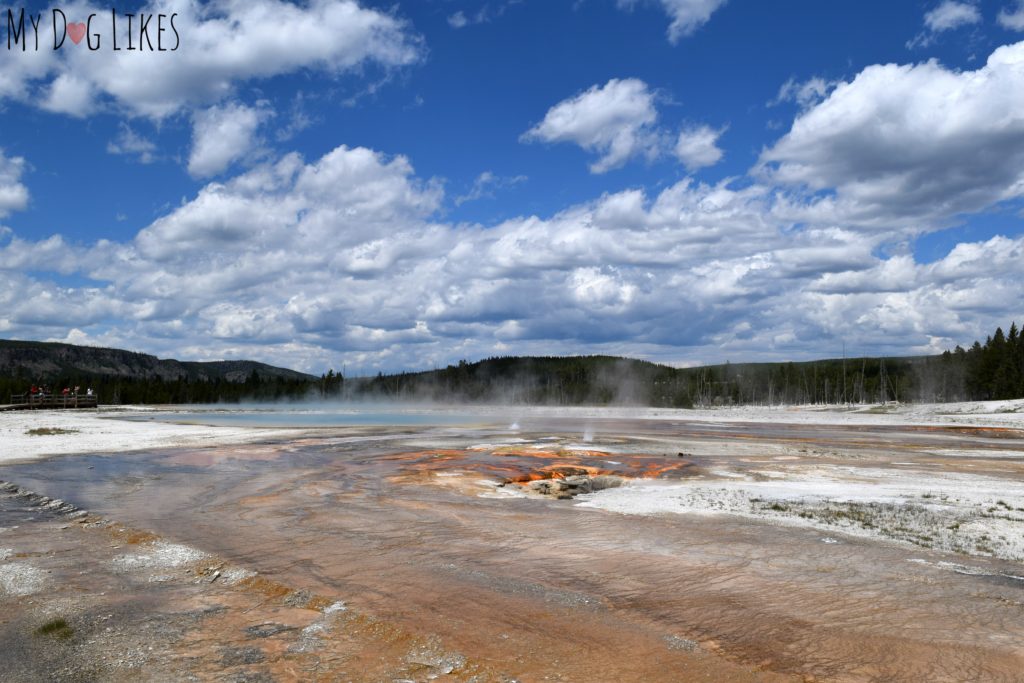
[340,354,919,407]
[345,356,691,407]
[0,339,316,405]
[0,355,931,407]
[1,370,315,406]
[341,321,1024,407]
[926,322,1024,402]
[2,322,1021,406]
[677,357,918,407]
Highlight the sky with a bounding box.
[0,0,1023,374]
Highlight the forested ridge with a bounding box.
[2,321,1022,406]
[341,321,1024,407]
[0,339,314,404]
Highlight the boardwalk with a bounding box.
[4,394,99,411]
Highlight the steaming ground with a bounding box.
[4,397,1024,462]
[6,402,1024,563]
[2,400,1024,681]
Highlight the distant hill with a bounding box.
[345,353,941,407]
[346,323,1023,405]
[0,339,315,384]
[2,319,1019,406]
[349,355,685,405]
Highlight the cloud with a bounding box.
[760,42,1024,227]
[1,136,1022,371]
[524,78,725,174]
[0,145,776,368]
[617,0,728,43]
[999,1,1024,30]
[4,44,1024,372]
[134,145,443,265]
[0,234,83,275]
[0,0,423,119]
[188,102,271,178]
[801,235,1024,354]
[924,1,981,32]
[447,2,522,30]
[39,73,95,117]
[909,1,981,47]
[0,150,29,218]
[770,76,836,109]
[522,78,661,173]
[673,125,724,171]
[275,92,318,142]
[106,123,158,164]
[454,171,527,206]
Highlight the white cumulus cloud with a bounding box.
[0,140,1021,371]
[188,102,271,178]
[0,0,422,119]
[524,78,724,174]
[522,78,661,173]
[0,151,29,218]
[760,42,1024,226]
[2,44,1024,372]
[674,125,724,171]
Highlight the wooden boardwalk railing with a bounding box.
[6,393,99,410]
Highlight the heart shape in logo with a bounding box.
[67,22,86,45]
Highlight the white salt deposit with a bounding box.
[323,600,347,614]
[0,562,47,596]
[4,399,1022,467]
[477,399,1024,429]
[112,541,208,571]
[578,465,1024,562]
[0,408,307,464]
[219,567,257,586]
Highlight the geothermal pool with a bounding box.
[1,405,1023,681]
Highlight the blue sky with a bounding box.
[1,0,1023,372]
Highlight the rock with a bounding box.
[590,475,625,491]
[562,475,593,494]
[529,474,624,499]
[528,479,571,498]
